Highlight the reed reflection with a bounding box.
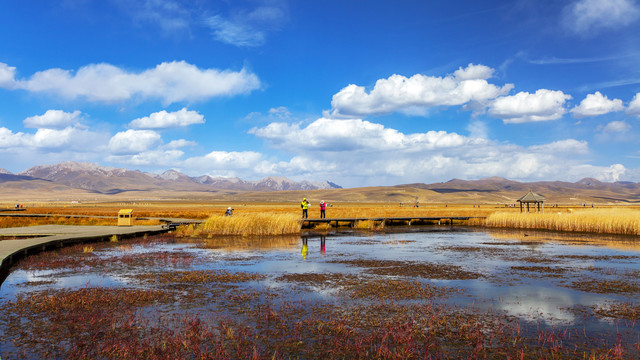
[487,229,640,252]
[199,235,299,251]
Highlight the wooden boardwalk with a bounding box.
[0,212,202,226]
[301,216,482,228]
[0,224,172,286]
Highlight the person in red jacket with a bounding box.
[319,200,327,219]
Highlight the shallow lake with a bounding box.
[2,227,640,358]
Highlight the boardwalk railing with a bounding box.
[301,216,484,228]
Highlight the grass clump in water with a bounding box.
[183,213,302,236]
[353,220,385,231]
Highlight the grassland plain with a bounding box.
[3,201,640,236]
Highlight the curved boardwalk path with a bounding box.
[0,214,202,287]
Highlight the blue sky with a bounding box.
[1,0,640,187]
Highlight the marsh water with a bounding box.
[2,227,640,358]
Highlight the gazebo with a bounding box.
[517,190,545,213]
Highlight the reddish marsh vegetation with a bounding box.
[1,231,640,359]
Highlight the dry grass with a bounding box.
[5,201,640,236]
[353,220,385,231]
[0,216,160,228]
[312,223,332,231]
[485,208,640,235]
[180,213,302,236]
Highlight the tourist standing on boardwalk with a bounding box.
[301,197,310,218]
[319,200,326,218]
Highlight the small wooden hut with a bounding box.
[517,190,545,213]
[118,209,134,226]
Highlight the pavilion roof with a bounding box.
[517,190,545,203]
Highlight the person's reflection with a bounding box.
[320,235,326,255]
[301,237,308,260]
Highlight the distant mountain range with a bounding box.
[394,176,640,204]
[1,161,640,204]
[4,161,341,195]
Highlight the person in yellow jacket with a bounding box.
[301,197,310,218]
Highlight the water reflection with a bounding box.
[2,229,639,332]
[487,229,640,252]
[301,237,308,260]
[300,236,327,259]
[201,235,299,251]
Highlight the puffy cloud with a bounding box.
[250,118,481,152]
[488,89,572,123]
[0,127,26,148]
[575,163,628,182]
[563,0,640,34]
[602,163,627,181]
[628,93,640,116]
[129,108,205,129]
[188,150,262,168]
[571,91,624,117]
[205,6,287,47]
[330,64,513,117]
[184,151,265,177]
[23,110,82,129]
[602,120,631,132]
[245,117,623,186]
[0,63,16,88]
[108,130,162,155]
[0,61,260,104]
[529,139,589,154]
[0,126,106,152]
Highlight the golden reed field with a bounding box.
[2,200,640,236]
[485,208,640,236]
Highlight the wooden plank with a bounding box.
[0,225,169,286]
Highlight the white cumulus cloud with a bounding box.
[108,129,162,155]
[488,89,572,123]
[627,93,640,116]
[571,91,624,117]
[183,151,266,177]
[563,0,640,34]
[129,108,205,129]
[250,118,482,152]
[0,61,260,104]
[0,127,26,148]
[23,110,83,129]
[245,117,617,186]
[0,63,16,88]
[330,64,513,117]
[0,126,107,152]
